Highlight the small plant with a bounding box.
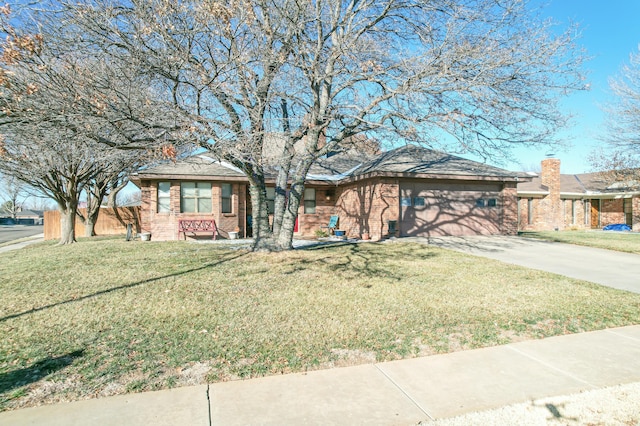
[315,229,329,238]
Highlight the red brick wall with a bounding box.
[141,179,246,241]
[600,198,625,228]
[560,199,587,230]
[295,187,339,237]
[334,178,399,241]
[295,180,400,241]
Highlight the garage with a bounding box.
[400,181,503,237]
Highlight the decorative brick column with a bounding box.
[501,183,518,235]
[140,181,152,233]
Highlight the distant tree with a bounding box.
[64,0,586,251]
[0,173,26,220]
[23,195,55,212]
[598,45,640,185]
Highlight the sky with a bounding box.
[503,0,640,174]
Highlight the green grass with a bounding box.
[521,230,640,255]
[2,238,640,411]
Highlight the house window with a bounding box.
[157,182,171,213]
[221,183,232,214]
[413,197,426,207]
[180,182,212,213]
[528,198,534,225]
[487,198,497,207]
[584,200,590,225]
[401,197,412,207]
[476,199,486,208]
[266,187,275,214]
[304,188,316,214]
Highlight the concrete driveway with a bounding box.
[417,235,640,294]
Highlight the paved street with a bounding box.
[0,225,44,245]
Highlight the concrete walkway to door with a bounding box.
[409,235,640,294]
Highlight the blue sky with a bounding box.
[504,0,640,174]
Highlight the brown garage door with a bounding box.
[400,181,502,237]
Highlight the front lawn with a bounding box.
[521,230,640,255]
[2,238,640,411]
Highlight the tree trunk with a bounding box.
[84,193,101,237]
[249,176,276,251]
[59,202,77,245]
[84,214,98,237]
[275,178,304,250]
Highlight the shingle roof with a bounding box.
[135,145,526,183]
[135,154,245,179]
[355,145,526,179]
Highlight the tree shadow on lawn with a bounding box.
[0,251,248,323]
[0,350,84,396]
[296,241,438,282]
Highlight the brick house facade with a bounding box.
[517,158,640,232]
[132,146,529,241]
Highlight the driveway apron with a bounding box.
[420,235,640,294]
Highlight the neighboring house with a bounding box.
[0,209,44,225]
[131,145,532,241]
[517,158,640,232]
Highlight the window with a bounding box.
[413,197,426,207]
[584,200,590,225]
[475,198,496,208]
[157,182,171,213]
[304,188,316,214]
[221,183,232,214]
[528,198,534,225]
[401,197,412,207]
[266,187,275,214]
[180,182,212,213]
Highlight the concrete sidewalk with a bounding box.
[2,325,640,425]
[0,233,44,254]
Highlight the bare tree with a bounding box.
[62,0,585,251]
[598,45,640,184]
[77,153,139,237]
[0,172,27,220]
[0,6,185,243]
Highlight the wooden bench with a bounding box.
[178,219,218,240]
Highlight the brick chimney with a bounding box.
[540,158,562,230]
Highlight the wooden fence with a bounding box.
[44,206,141,241]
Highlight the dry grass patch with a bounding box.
[2,238,640,410]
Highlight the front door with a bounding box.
[590,199,600,229]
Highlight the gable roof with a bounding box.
[133,145,527,184]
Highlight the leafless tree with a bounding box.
[61,0,585,251]
[0,172,27,219]
[0,5,186,243]
[598,45,640,185]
